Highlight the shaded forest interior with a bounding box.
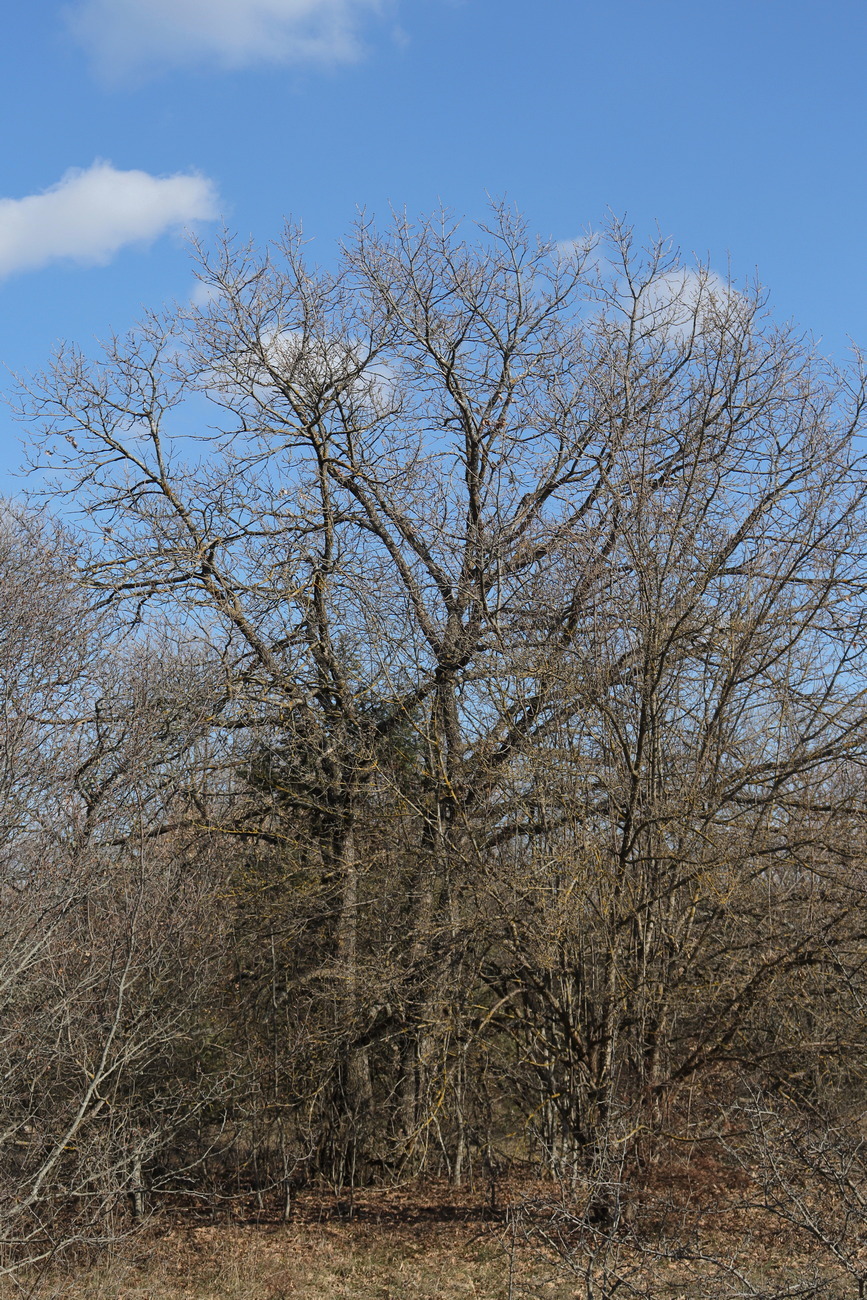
[5,206,867,1294]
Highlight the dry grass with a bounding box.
[2,1221,571,1300]
[0,1178,847,1299]
[0,1220,838,1300]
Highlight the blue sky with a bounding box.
[1,0,865,485]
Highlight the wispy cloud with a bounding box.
[67,0,387,81]
[0,163,218,279]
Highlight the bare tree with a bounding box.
[17,206,867,1208]
[476,236,867,1180]
[0,506,230,1276]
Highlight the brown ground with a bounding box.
[0,1177,846,1299]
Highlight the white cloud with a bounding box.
[0,163,218,279]
[555,233,599,262]
[207,325,400,419]
[637,268,746,343]
[189,278,221,308]
[67,0,386,80]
